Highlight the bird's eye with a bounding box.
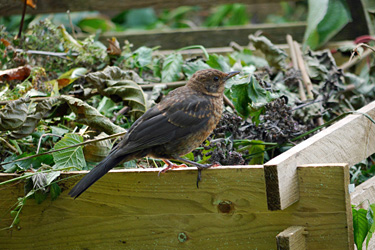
[213,76,219,82]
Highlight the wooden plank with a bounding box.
[351,176,375,209]
[0,165,353,249]
[276,226,306,250]
[351,176,375,250]
[90,22,307,50]
[0,0,299,16]
[264,101,375,211]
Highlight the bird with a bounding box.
[69,69,239,198]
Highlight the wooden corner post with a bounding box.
[264,101,375,210]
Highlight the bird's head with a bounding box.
[187,69,239,97]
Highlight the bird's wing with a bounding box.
[117,93,213,154]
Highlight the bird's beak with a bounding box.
[224,71,240,81]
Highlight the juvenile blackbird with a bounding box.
[69,69,239,198]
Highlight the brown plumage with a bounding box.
[69,69,239,198]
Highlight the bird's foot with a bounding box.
[158,159,188,176]
[196,162,221,188]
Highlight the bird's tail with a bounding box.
[68,152,125,199]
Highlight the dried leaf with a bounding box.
[59,95,126,135]
[0,97,29,131]
[249,35,287,69]
[26,0,37,8]
[10,98,57,139]
[0,65,32,81]
[83,132,112,162]
[86,66,147,118]
[107,37,121,56]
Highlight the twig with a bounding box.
[0,131,127,167]
[293,41,313,99]
[339,44,375,71]
[17,0,27,39]
[0,137,18,154]
[67,10,76,39]
[0,96,66,106]
[14,49,78,59]
[286,35,306,101]
[36,134,63,154]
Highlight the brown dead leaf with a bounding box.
[0,38,11,47]
[57,78,71,89]
[107,37,121,56]
[0,65,32,81]
[26,0,37,9]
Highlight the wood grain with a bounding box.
[0,0,299,16]
[91,22,307,49]
[0,165,352,249]
[264,101,375,210]
[276,226,306,250]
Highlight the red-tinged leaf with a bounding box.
[0,65,31,81]
[57,78,71,89]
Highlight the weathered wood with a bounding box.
[264,101,375,211]
[0,0,299,16]
[90,22,307,49]
[276,226,306,250]
[351,175,375,250]
[0,164,353,249]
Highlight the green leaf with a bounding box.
[161,53,183,82]
[50,183,61,201]
[353,206,369,250]
[52,133,87,170]
[248,140,265,165]
[304,0,352,50]
[78,17,115,33]
[2,153,54,172]
[367,204,375,247]
[133,46,153,68]
[228,76,278,120]
[182,60,211,79]
[206,54,231,72]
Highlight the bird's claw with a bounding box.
[196,162,221,188]
[158,159,188,176]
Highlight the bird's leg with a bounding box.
[158,159,188,176]
[173,156,220,188]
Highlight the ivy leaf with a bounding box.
[52,133,87,170]
[353,206,369,250]
[161,53,183,82]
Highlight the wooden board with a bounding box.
[0,0,299,16]
[0,164,353,249]
[264,101,375,211]
[351,175,375,250]
[92,22,307,49]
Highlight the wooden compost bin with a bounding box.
[0,0,372,249]
[1,101,375,249]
